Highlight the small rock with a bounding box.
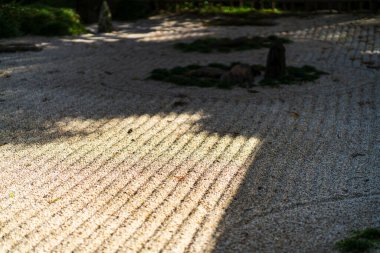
[220,64,255,88]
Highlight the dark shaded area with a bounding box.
[75,0,155,23]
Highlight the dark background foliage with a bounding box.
[0,0,378,38]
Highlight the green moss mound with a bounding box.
[0,4,85,38]
[174,36,291,53]
[150,63,327,90]
[335,228,380,253]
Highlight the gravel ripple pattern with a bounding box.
[0,14,379,253]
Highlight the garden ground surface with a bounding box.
[0,14,379,253]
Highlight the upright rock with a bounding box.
[98,1,113,33]
[265,41,287,79]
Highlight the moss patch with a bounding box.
[174,36,291,53]
[335,228,380,253]
[150,63,234,89]
[259,65,328,86]
[150,63,327,89]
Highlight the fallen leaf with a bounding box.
[174,176,185,182]
[289,111,300,118]
[48,198,61,204]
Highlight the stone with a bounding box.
[98,1,113,33]
[185,67,225,79]
[265,41,287,79]
[220,64,255,87]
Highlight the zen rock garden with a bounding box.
[0,1,378,253]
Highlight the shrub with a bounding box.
[0,3,85,38]
[21,5,86,36]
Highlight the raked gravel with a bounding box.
[0,14,379,253]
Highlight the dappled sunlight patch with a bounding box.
[0,109,211,147]
[0,111,262,251]
[0,64,40,76]
[134,135,262,252]
[62,29,212,44]
[361,49,380,56]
